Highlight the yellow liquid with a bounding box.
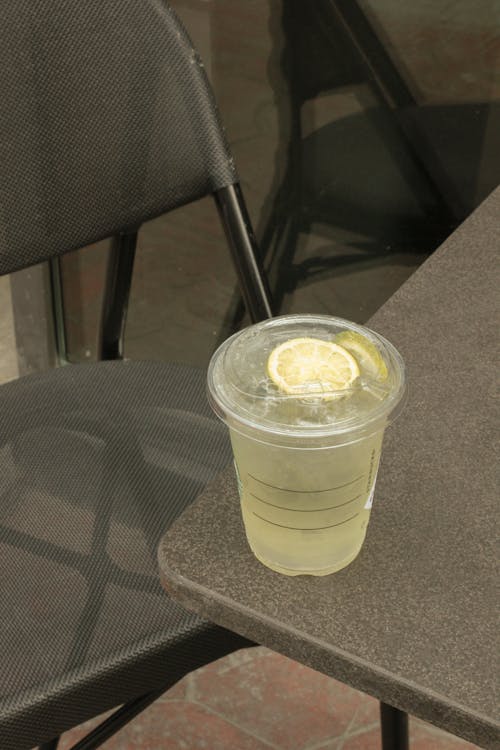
[230,428,384,576]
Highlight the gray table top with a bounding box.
[159,187,500,749]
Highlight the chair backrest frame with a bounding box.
[99,186,272,361]
[0,0,272,359]
[0,1,242,270]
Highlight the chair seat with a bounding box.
[0,360,248,750]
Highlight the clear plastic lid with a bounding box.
[207,315,406,444]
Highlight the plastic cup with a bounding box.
[207,314,405,576]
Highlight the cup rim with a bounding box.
[207,314,406,442]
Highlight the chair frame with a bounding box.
[241,0,458,319]
[37,184,408,750]
[38,684,170,750]
[33,183,271,750]
[1,2,274,747]
[5,3,415,746]
[48,184,272,365]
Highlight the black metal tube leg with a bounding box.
[49,256,68,365]
[214,184,273,323]
[39,738,60,750]
[68,686,167,750]
[380,702,409,750]
[99,231,138,361]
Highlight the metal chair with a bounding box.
[253,0,458,316]
[0,2,271,748]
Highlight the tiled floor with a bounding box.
[54,648,479,750]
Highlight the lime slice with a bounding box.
[267,337,360,397]
[334,331,388,381]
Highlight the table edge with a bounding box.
[160,559,500,749]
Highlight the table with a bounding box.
[159,187,499,749]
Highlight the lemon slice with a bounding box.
[334,331,388,381]
[267,337,360,397]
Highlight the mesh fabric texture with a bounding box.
[0,0,237,275]
[0,361,251,749]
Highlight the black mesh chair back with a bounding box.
[0,2,271,749]
[1,0,236,273]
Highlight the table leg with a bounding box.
[380,702,409,750]
[38,740,60,750]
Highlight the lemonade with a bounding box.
[230,428,383,575]
[207,315,405,576]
